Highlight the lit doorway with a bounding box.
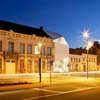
[6,60,16,74]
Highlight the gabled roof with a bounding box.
[47,32,63,40]
[0,20,50,38]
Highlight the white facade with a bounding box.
[53,37,69,72]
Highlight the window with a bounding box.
[27,60,33,73]
[79,58,80,62]
[34,45,39,54]
[47,47,51,55]
[83,57,85,61]
[20,43,25,53]
[0,41,2,52]
[34,60,39,73]
[47,60,50,71]
[94,58,95,62]
[27,44,32,54]
[41,47,45,55]
[20,60,25,73]
[71,57,73,62]
[8,41,14,53]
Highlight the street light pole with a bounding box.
[39,57,42,82]
[82,31,93,79]
[86,49,88,79]
[38,43,42,83]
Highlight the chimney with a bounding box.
[40,26,43,30]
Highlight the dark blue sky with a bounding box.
[0,0,100,48]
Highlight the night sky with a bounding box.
[0,0,100,48]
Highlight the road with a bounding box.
[0,77,100,100]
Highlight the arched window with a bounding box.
[20,60,25,73]
[27,60,33,73]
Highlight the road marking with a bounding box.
[0,89,27,95]
[24,86,99,100]
[34,88,63,94]
[0,88,48,95]
[0,87,63,96]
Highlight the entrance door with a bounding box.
[6,60,16,74]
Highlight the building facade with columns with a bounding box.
[0,20,54,74]
[69,49,97,72]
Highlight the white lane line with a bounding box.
[0,89,27,95]
[34,88,63,94]
[0,87,62,96]
[24,86,99,100]
[0,88,46,95]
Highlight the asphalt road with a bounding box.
[0,81,100,100]
[1,74,100,100]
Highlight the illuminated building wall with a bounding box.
[0,20,54,74]
[69,53,97,72]
[47,32,69,73]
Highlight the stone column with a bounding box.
[25,42,27,73]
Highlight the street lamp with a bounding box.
[82,31,93,79]
[86,40,93,79]
[38,43,53,85]
[83,31,89,39]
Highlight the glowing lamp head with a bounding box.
[83,31,89,39]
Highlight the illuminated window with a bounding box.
[20,60,25,73]
[34,45,39,54]
[8,41,14,53]
[75,64,78,71]
[20,43,25,53]
[27,44,32,54]
[0,41,2,52]
[27,60,33,73]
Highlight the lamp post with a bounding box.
[38,43,42,83]
[86,40,93,79]
[82,31,93,79]
[50,60,53,86]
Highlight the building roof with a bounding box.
[69,48,96,55]
[47,32,63,40]
[0,20,50,38]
